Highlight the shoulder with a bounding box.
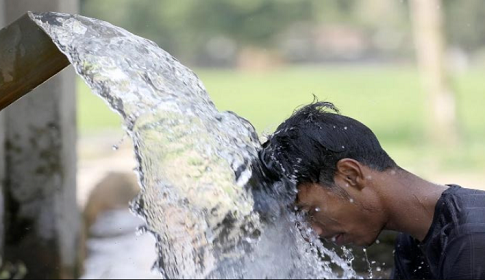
[440,185,485,225]
[440,228,485,279]
[436,186,485,278]
[422,186,485,278]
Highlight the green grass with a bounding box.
[77,81,123,132]
[77,65,485,173]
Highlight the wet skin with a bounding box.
[295,158,447,247]
[297,182,384,247]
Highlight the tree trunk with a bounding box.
[0,0,6,257]
[409,0,460,146]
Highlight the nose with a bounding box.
[311,222,324,236]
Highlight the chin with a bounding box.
[365,237,379,247]
[353,240,366,247]
[354,238,374,247]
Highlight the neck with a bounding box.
[379,168,448,241]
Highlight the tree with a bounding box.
[409,0,460,146]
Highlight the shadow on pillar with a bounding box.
[0,8,79,279]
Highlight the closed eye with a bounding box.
[295,201,311,212]
[297,206,317,222]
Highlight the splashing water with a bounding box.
[30,12,359,279]
[363,248,373,279]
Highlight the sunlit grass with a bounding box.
[77,64,485,173]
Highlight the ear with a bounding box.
[334,158,365,190]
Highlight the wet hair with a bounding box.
[260,101,397,189]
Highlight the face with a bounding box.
[296,181,384,247]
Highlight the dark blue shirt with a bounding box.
[393,185,485,279]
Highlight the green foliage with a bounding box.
[443,0,485,51]
[184,0,309,45]
[0,258,26,279]
[80,0,413,63]
[81,0,315,60]
[81,0,485,62]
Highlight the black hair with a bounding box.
[260,101,397,189]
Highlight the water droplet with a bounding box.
[136,225,148,236]
[344,126,348,130]
[362,248,373,279]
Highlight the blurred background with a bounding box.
[74,2,485,277]
[79,0,485,183]
[73,0,485,277]
[3,0,484,278]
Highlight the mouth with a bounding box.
[335,233,345,245]
[326,233,345,245]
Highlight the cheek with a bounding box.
[314,204,349,227]
[346,207,382,239]
[326,202,367,231]
[332,200,358,219]
[349,205,373,227]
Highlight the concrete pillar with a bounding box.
[0,0,6,256]
[1,0,79,278]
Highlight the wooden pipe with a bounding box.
[0,12,69,111]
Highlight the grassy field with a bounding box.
[77,65,485,175]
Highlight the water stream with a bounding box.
[30,12,359,279]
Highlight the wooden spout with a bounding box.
[0,12,69,111]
